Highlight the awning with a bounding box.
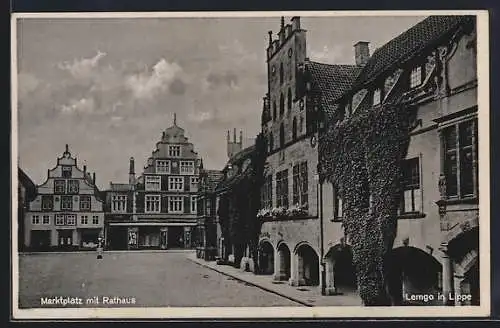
[108,222,197,227]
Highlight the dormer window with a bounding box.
[372,89,381,106]
[62,166,72,178]
[410,66,423,88]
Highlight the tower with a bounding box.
[226,128,243,159]
[264,16,308,146]
[129,157,135,185]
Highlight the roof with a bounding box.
[199,169,224,194]
[109,183,134,192]
[18,167,36,196]
[354,15,473,88]
[307,62,362,120]
[216,145,256,192]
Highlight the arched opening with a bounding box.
[279,123,285,148]
[276,243,291,281]
[296,243,320,286]
[268,132,274,152]
[463,260,480,305]
[279,62,284,85]
[324,244,357,295]
[279,93,285,117]
[386,246,442,305]
[292,117,297,141]
[287,88,292,112]
[258,241,274,275]
[272,101,277,121]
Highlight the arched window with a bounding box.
[280,62,284,85]
[287,88,292,112]
[279,123,285,148]
[280,93,285,117]
[269,132,274,152]
[272,101,277,121]
[292,117,297,141]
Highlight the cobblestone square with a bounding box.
[18,251,300,308]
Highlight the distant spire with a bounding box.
[173,113,177,125]
[65,144,69,153]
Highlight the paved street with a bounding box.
[18,251,300,308]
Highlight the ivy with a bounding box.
[320,103,410,306]
[216,133,268,272]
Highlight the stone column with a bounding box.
[440,243,455,305]
[184,226,192,249]
[325,259,337,295]
[289,252,298,286]
[273,248,281,281]
[454,274,465,306]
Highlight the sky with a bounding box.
[15,14,426,189]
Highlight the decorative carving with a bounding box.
[460,220,471,233]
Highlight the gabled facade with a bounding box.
[24,145,105,251]
[257,16,361,289]
[106,114,202,250]
[319,15,479,305]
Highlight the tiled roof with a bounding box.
[354,15,473,87]
[308,62,362,107]
[199,169,224,194]
[216,146,256,192]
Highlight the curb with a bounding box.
[20,250,196,255]
[187,257,312,307]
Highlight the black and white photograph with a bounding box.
[12,11,490,319]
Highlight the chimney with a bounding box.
[233,128,236,143]
[354,41,370,66]
[92,172,96,185]
[129,157,135,185]
[268,31,273,47]
[239,130,243,145]
[83,164,87,175]
[291,16,301,30]
[227,130,230,142]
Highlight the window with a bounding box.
[261,175,273,209]
[54,180,65,194]
[272,102,277,122]
[331,185,343,221]
[205,199,212,216]
[62,166,72,178]
[442,119,478,198]
[410,66,423,88]
[145,175,161,191]
[292,117,298,140]
[81,215,89,225]
[42,195,53,210]
[373,88,381,106]
[169,196,183,213]
[66,214,76,225]
[42,215,50,225]
[67,180,79,194]
[279,123,285,148]
[80,195,91,211]
[31,215,40,225]
[61,196,73,210]
[156,160,170,174]
[269,132,274,152]
[280,93,285,117]
[401,157,421,213]
[168,177,184,191]
[111,195,127,212]
[145,195,161,213]
[287,88,292,112]
[279,62,284,85]
[168,145,181,157]
[180,161,194,174]
[92,215,99,225]
[191,195,197,214]
[55,214,65,225]
[276,169,289,208]
[292,162,308,208]
[190,177,199,190]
